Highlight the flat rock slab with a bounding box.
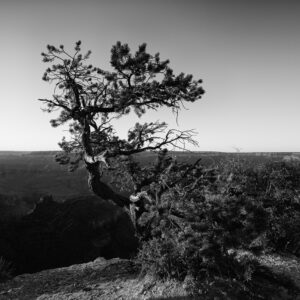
[0,257,189,300]
[1,252,300,299]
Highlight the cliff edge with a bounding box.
[0,257,190,300]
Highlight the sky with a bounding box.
[0,0,300,152]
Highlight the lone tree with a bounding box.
[39,41,204,215]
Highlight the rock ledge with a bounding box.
[0,257,189,300]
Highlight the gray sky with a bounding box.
[1,0,300,152]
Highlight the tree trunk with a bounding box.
[81,118,131,208]
[85,161,131,208]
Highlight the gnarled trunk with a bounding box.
[85,161,131,208]
[81,118,131,209]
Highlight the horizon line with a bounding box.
[0,150,299,154]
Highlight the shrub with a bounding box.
[135,154,257,297]
[136,154,300,298]
[0,256,13,282]
[218,159,300,255]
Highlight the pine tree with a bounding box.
[39,41,204,212]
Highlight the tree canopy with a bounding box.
[39,41,204,208]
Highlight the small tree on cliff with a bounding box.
[39,41,204,211]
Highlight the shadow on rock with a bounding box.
[149,296,199,300]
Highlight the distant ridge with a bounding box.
[0,150,299,156]
[0,151,60,156]
[27,151,60,156]
[0,151,31,156]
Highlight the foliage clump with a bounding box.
[39,41,204,210]
[218,158,300,255]
[39,40,203,173]
[134,152,300,298]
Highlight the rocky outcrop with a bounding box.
[1,253,300,300]
[0,257,189,300]
[1,251,300,299]
[0,196,138,275]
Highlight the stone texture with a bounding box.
[0,258,190,300]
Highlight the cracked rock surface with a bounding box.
[0,257,189,300]
[1,252,300,299]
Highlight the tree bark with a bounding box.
[85,161,131,208]
[80,118,131,208]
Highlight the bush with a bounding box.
[136,154,300,298]
[137,188,267,296]
[0,257,13,282]
[218,159,300,255]
[135,155,254,296]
